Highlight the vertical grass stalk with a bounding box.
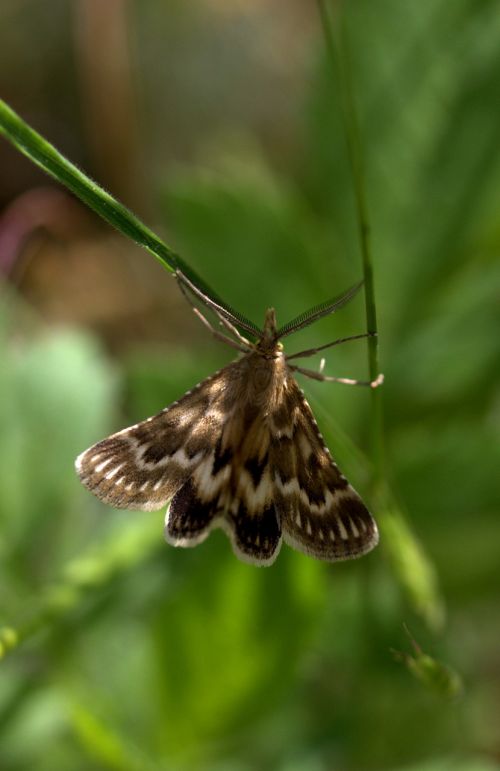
[316,0,385,487]
[317,1,446,632]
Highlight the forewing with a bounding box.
[75,366,234,511]
[270,375,378,560]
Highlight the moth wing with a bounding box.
[223,413,281,566]
[270,376,379,561]
[164,433,234,549]
[166,398,282,566]
[75,366,236,511]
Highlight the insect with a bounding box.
[76,270,383,566]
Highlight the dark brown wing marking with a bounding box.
[76,366,235,511]
[270,374,378,561]
[165,394,282,565]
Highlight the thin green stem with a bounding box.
[0,99,179,274]
[0,98,253,329]
[317,2,445,632]
[316,0,385,484]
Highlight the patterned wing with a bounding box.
[75,365,237,511]
[270,374,379,561]
[166,397,282,566]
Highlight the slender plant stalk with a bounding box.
[0,99,178,273]
[316,0,385,486]
[0,98,247,327]
[316,1,445,633]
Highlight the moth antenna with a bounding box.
[277,281,364,339]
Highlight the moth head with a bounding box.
[263,308,277,337]
[256,308,282,356]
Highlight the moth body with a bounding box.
[76,284,380,565]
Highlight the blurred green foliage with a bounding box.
[1,0,500,769]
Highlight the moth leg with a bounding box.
[286,332,375,362]
[289,364,384,389]
[211,307,252,348]
[175,269,259,339]
[192,307,250,354]
[176,270,252,349]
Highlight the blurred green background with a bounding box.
[1,1,500,769]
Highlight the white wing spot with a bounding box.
[329,529,336,541]
[318,528,324,541]
[171,447,203,469]
[95,458,113,473]
[125,481,135,491]
[176,410,196,428]
[116,423,139,436]
[153,479,163,491]
[139,481,150,492]
[275,475,300,495]
[297,432,312,460]
[105,463,125,480]
[350,517,360,538]
[240,470,273,508]
[338,518,349,540]
[295,511,302,528]
[115,476,126,486]
[271,421,294,439]
[306,519,312,536]
[193,455,230,498]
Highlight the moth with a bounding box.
[76,270,383,566]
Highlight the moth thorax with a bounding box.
[252,361,274,392]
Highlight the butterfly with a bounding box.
[76,270,383,566]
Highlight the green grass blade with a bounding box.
[0,98,179,274]
[0,98,260,332]
[316,0,383,470]
[316,1,444,628]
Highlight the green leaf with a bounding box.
[0,99,178,275]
